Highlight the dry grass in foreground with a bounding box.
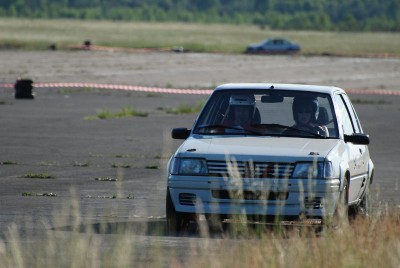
[0,199,399,268]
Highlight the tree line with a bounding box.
[1,0,399,32]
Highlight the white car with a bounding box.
[166,83,374,232]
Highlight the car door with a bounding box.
[263,39,282,52]
[335,94,369,203]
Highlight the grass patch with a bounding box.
[115,154,131,158]
[1,160,18,165]
[1,18,400,56]
[38,161,59,166]
[84,193,134,199]
[114,106,148,117]
[95,177,118,181]
[88,152,104,157]
[154,153,171,159]
[85,194,118,199]
[72,161,90,167]
[164,101,205,114]
[84,107,149,120]
[22,192,57,197]
[84,106,148,120]
[111,163,131,168]
[23,172,55,179]
[145,165,159,169]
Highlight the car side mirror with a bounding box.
[172,128,191,139]
[344,133,370,145]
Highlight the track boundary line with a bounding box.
[0,82,399,96]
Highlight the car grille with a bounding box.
[207,160,294,179]
[212,190,288,201]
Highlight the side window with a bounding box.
[341,94,362,133]
[317,97,339,137]
[197,93,228,126]
[335,94,355,135]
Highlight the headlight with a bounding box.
[171,158,208,175]
[292,161,335,179]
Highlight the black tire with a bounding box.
[166,189,192,235]
[358,189,369,217]
[246,48,255,54]
[352,184,370,218]
[206,214,226,233]
[346,173,371,220]
[333,177,349,226]
[166,189,181,234]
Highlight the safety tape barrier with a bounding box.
[0,82,213,95]
[0,82,399,96]
[346,89,400,96]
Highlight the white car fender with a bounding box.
[339,160,350,192]
[368,159,374,184]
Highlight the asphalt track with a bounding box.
[0,51,399,262]
[1,82,399,231]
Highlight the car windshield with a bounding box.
[193,89,339,138]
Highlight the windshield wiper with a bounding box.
[196,124,326,138]
[196,124,263,135]
[252,123,326,138]
[196,124,239,131]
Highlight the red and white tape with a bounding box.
[0,82,399,96]
[0,82,213,95]
[345,89,400,96]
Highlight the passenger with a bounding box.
[291,96,329,137]
[223,94,257,131]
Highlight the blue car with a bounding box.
[246,38,300,54]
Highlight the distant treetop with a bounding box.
[0,0,399,31]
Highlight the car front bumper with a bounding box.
[168,175,340,218]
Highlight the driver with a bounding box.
[292,96,329,137]
[224,94,256,130]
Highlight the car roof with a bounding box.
[214,83,345,95]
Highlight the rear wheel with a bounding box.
[350,183,370,219]
[358,187,369,217]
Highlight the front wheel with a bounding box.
[166,189,180,234]
[330,177,349,227]
[166,189,193,235]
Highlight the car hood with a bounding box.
[177,136,339,161]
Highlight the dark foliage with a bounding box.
[0,0,399,31]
